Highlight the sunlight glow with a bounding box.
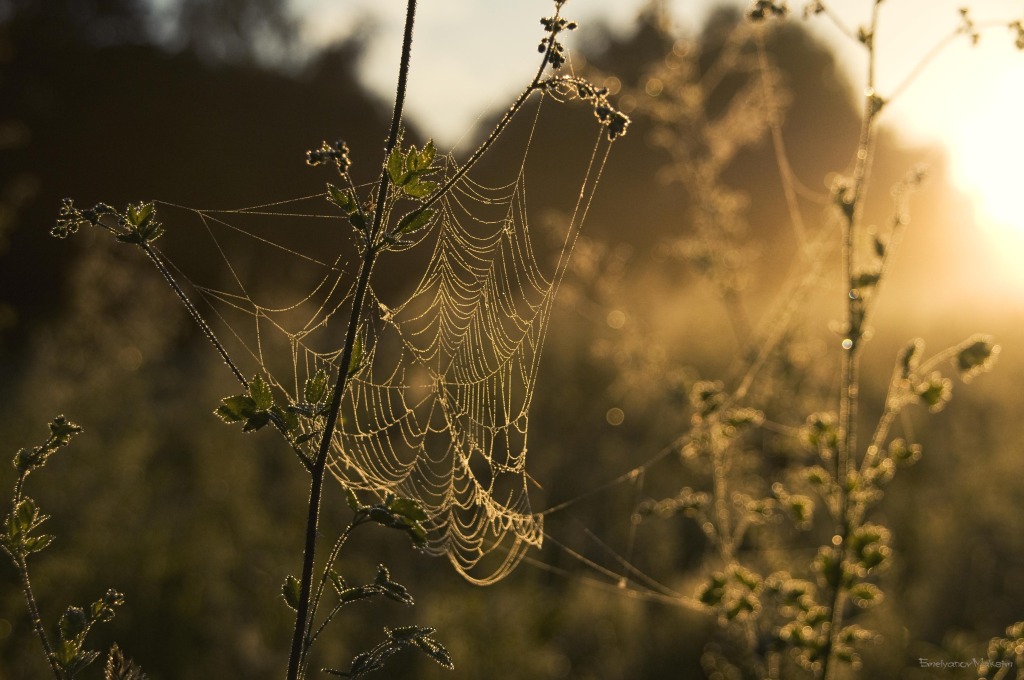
[950,59,1024,238]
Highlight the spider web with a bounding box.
[149,94,614,585]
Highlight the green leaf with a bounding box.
[241,412,272,433]
[367,506,394,525]
[402,179,438,198]
[56,639,79,666]
[349,652,383,677]
[328,570,345,596]
[414,633,454,670]
[15,498,39,533]
[14,448,39,473]
[327,183,356,213]
[389,625,424,642]
[389,498,427,522]
[123,202,163,243]
[282,575,302,611]
[395,209,434,237]
[60,607,88,642]
[94,589,125,621]
[125,202,155,229]
[349,212,369,231]
[873,235,886,257]
[67,648,101,675]
[104,644,147,680]
[347,334,365,378]
[854,272,881,289]
[138,221,165,243]
[404,522,427,547]
[271,405,300,432]
[374,565,414,606]
[23,534,54,553]
[114,232,143,245]
[215,395,257,423]
[387,146,409,186]
[956,336,998,380]
[847,581,883,607]
[305,368,330,405]
[420,140,436,170]
[340,585,377,603]
[248,374,273,412]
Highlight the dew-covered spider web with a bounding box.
[147,93,616,585]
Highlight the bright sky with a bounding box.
[290,0,1024,292]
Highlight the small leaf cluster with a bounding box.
[51,199,163,245]
[53,590,127,677]
[697,564,763,623]
[282,564,413,613]
[2,496,53,557]
[327,625,453,678]
[538,5,578,70]
[979,621,1024,679]
[958,7,982,46]
[307,139,352,174]
[289,494,441,679]
[891,336,998,415]
[3,418,141,679]
[215,373,298,434]
[681,380,764,458]
[2,416,83,558]
[347,491,428,548]
[545,76,631,141]
[52,199,115,239]
[378,140,441,247]
[387,140,437,199]
[765,572,832,671]
[216,363,363,465]
[747,0,788,21]
[1012,20,1024,50]
[318,137,439,251]
[955,335,999,383]
[104,644,148,680]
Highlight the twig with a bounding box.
[285,2,418,677]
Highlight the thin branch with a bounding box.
[16,555,63,680]
[138,243,247,387]
[887,19,1008,104]
[285,2,418,677]
[821,5,884,676]
[387,3,570,238]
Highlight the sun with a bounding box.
[948,59,1024,241]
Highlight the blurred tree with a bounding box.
[154,0,299,65]
[0,0,387,359]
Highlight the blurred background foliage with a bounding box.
[1,0,1022,677]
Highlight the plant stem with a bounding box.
[284,2,417,678]
[139,241,315,473]
[820,25,882,678]
[399,4,566,227]
[302,518,362,667]
[7,476,61,678]
[139,243,247,388]
[16,554,62,680]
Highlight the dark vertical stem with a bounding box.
[12,470,62,679]
[16,555,63,680]
[285,1,417,678]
